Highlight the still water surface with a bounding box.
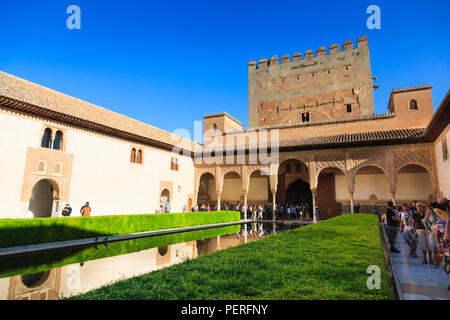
[0,221,303,299]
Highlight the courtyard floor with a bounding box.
[390,236,450,300]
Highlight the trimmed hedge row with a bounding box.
[0,211,240,248]
[0,211,240,278]
[70,214,393,300]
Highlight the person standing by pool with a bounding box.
[62,203,72,217]
[386,201,400,253]
[399,203,417,257]
[413,202,433,264]
[424,204,438,265]
[80,202,91,217]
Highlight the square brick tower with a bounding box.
[248,36,376,128]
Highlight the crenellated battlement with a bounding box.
[248,36,369,70]
[391,84,432,93]
[248,35,374,128]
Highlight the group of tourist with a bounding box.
[382,198,449,269]
[59,201,90,217]
[156,201,171,213]
[274,203,313,220]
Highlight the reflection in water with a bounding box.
[0,222,302,300]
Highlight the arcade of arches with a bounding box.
[194,146,438,221]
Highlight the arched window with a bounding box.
[212,123,217,132]
[130,148,136,163]
[136,150,143,164]
[170,158,174,170]
[53,131,63,150]
[175,158,179,171]
[41,128,52,148]
[409,99,418,111]
[296,163,302,173]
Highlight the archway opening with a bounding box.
[197,172,215,207]
[160,189,170,212]
[248,170,270,205]
[221,171,242,207]
[285,178,312,206]
[276,159,309,205]
[21,271,51,288]
[396,164,433,204]
[354,165,389,213]
[28,179,57,218]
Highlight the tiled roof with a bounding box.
[0,71,198,153]
[280,128,426,150]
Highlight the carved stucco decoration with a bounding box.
[347,151,389,192]
[392,148,436,191]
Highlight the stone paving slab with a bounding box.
[390,236,449,300]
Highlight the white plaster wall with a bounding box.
[221,178,241,202]
[336,172,432,202]
[66,128,195,215]
[0,110,195,219]
[396,172,433,200]
[248,177,269,202]
[0,112,42,218]
[435,127,450,197]
[335,174,350,201]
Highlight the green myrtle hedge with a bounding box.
[0,211,240,278]
[0,211,240,249]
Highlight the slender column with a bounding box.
[243,192,248,221]
[350,192,354,214]
[391,192,396,207]
[312,188,317,224]
[244,224,248,243]
[272,192,276,221]
[217,192,221,211]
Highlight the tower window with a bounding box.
[346,104,352,113]
[212,123,217,132]
[409,99,418,111]
[130,148,136,163]
[41,128,52,148]
[53,130,63,150]
[301,112,310,123]
[136,150,143,164]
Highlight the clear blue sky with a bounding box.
[1,0,449,140]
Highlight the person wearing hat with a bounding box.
[62,203,72,217]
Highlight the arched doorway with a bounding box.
[285,179,312,206]
[197,172,216,206]
[276,159,309,205]
[160,189,170,212]
[28,179,58,218]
